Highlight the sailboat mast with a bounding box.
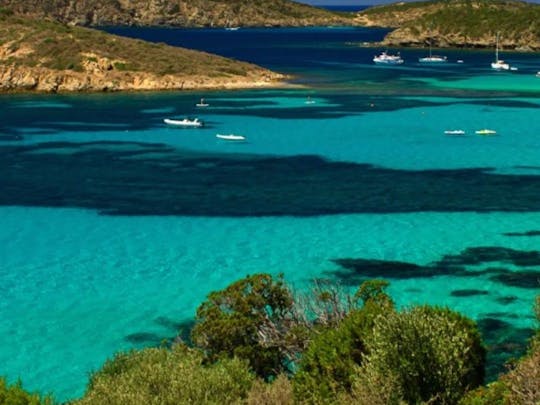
[495,32,499,62]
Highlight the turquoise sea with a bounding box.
[1,27,540,401]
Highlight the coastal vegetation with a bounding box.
[0,0,354,27]
[0,10,283,92]
[0,378,53,405]
[356,0,540,51]
[6,275,538,404]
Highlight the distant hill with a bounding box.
[0,10,284,92]
[0,0,354,27]
[355,0,540,51]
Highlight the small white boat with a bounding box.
[373,51,404,65]
[164,118,203,127]
[457,59,464,64]
[419,55,447,63]
[305,96,315,104]
[475,129,497,135]
[491,33,510,71]
[536,71,540,77]
[419,38,447,63]
[216,133,246,141]
[196,98,209,107]
[225,27,240,31]
[444,130,465,135]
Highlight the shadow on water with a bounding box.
[5,142,540,217]
[124,318,195,346]
[477,317,534,380]
[330,247,540,289]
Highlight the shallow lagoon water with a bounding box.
[1,27,540,401]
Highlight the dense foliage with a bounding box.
[76,345,254,405]
[191,273,298,377]
[0,378,52,405]
[293,281,394,403]
[359,306,485,404]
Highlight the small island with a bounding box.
[0,9,285,93]
[355,0,540,51]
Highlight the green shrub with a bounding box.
[359,306,486,405]
[247,374,294,405]
[191,273,295,378]
[0,377,53,405]
[293,283,394,404]
[76,345,254,405]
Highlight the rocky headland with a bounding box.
[355,0,540,51]
[0,11,285,93]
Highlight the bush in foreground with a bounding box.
[293,280,394,403]
[355,306,486,405]
[0,378,53,405]
[191,273,298,378]
[76,345,254,405]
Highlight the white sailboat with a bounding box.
[419,36,447,63]
[491,33,510,71]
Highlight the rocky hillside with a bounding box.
[355,0,540,51]
[0,10,284,92]
[0,0,354,27]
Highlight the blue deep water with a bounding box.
[1,27,540,401]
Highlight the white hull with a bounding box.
[491,61,510,71]
[216,134,246,141]
[419,56,447,63]
[164,118,203,127]
[373,52,404,65]
[475,129,497,135]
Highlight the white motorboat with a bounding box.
[216,133,246,141]
[305,96,316,104]
[164,118,203,127]
[491,33,510,71]
[196,98,209,107]
[536,71,540,77]
[444,130,465,135]
[373,51,404,65]
[475,129,497,135]
[225,27,240,31]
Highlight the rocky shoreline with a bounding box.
[0,64,287,93]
